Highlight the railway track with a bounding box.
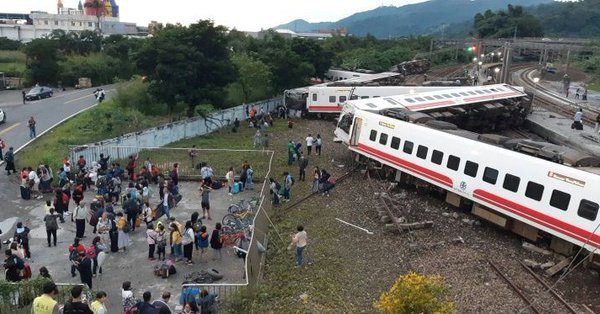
[487,259,588,314]
[516,67,600,127]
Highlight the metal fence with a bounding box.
[69,97,281,163]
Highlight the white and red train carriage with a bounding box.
[335,84,600,257]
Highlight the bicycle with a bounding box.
[220,230,246,247]
[227,197,261,214]
[222,211,253,232]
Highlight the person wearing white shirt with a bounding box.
[305,134,314,156]
[288,225,308,267]
[28,167,42,199]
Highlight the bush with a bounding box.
[112,78,166,116]
[374,272,455,314]
[58,52,120,87]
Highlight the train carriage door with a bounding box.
[350,117,363,146]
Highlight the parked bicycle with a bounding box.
[220,230,246,247]
[227,197,260,214]
[222,210,253,232]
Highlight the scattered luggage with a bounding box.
[232,182,242,194]
[20,186,31,200]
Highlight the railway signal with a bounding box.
[466,46,477,53]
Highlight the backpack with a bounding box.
[15,256,25,270]
[123,221,131,233]
[289,175,295,186]
[89,211,99,227]
[86,244,97,259]
[22,262,32,279]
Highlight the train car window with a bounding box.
[502,174,520,192]
[464,161,479,177]
[415,97,425,102]
[447,155,460,171]
[416,145,428,159]
[391,137,401,150]
[379,133,388,145]
[366,103,377,108]
[490,88,497,92]
[475,90,485,94]
[425,96,435,101]
[525,181,544,201]
[385,98,400,105]
[431,150,443,165]
[337,113,354,134]
[459,92,469,96]
[578,199,599,221]
[443,94,452,98]
[497,87,505,91]
[373,96,380,98]
[369,130,377,141]
[405,98,415,103]
[550,190,570,211]
[483,90,492,94]
[434,95,444,100]
[482,167,499,184]
[451,93,461,97]
[361,96,369,99]
[312,94,317,101]
[403,141,414,154]
[329,96,336,103]
[339,96,347,102]
[468,91,477,95]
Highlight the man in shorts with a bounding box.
[200,182,212,220]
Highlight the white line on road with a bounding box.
[0,123,21,136]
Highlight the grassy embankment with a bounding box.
[0,50,26,77]
[17,100,167,171]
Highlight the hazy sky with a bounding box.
[0,0,430,31]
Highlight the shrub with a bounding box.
[374,272,455,314]
[112,78,166,116]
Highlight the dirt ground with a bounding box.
[252,118,600,313]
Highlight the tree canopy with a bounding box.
[474,5,544,38]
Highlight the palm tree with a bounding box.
[84,0,104,34]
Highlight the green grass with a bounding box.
[0,50,26,63]
[588,81,600,92]
[0,62,25,75]
[17,100,168,171]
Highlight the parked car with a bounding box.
[0,109,5,123]
[25,86,53,100]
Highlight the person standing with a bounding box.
[90,236,106,276]
[68,238,85,277]
[0,138,5,161]
[44,208,60,247]
[210,223,223,260]
[198,225,209,262]
[254,130,262,148]
[573,108,583,130]
[312,166,321,193]
[5,146,15,175]
[28,116,37,139]
[162,189,174,220]
[226,167,234,194]
[123,194,140,232]
[138,291,158,314]
[75,251,93,289]
[305,134,314,156]
[3,249,23,282]
[182,221,195,265]
[14,222,31,259]
[288,225,308,267]
[298,154,308,182]
[63,285,93,314]
[156,224,167,261]
[315,134,322,156]
[152,291,173,314]
[116,212,130,252]
[91,291,108,314]
[282,172,293,202]
[147,222,157,260]
[22,90,26,104]
[200,183,212,220]
[72,202,88,239]
[169,222,183,261]
[287,140,295,165]
[32,282,60,314]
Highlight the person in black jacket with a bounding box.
[63,285,93,314]
[137,291,158,314]
[75,252,93,289]
[3,249,22,282]
[210,223,223,261]
[123,194,140,232]
[14,222,31,259]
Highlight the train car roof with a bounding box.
[348,84,527,112]
[326,72,401,86]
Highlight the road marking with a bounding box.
[0,123,21,136]
[65,93,94,104]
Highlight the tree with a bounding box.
[473,5,543,38]
[134,20,235,116]
[23,38,60,85]
[0,37,22,50]
[290,38,333,81]
[231,54,272,103]
[374,272,455,314]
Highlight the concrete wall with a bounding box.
[69,97,282,162]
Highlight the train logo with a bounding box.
[460,181,467,191]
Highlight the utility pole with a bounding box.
[429,38,434,63]
[513,26,517,43]
[565,49,571,74]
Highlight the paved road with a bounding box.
[0,85,115,230]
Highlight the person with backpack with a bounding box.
[122,281,138,314]
[210,223,223,260]
[4,146,15,175]
[200,183,212,220]
[156,224,167,261]
[198,226,209,263]
[147,222,158,260]
[63,285,93,314]
[14,222,31,259]
[191,212,202,252]
[90,236,106,276]
[124,194,141,232]
[116,212,130,252]
[44,208,60,247]
[282,172,294,202]
[3,248,23,282]
[68,238,85,277]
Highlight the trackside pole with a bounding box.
[335,218,374,235]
